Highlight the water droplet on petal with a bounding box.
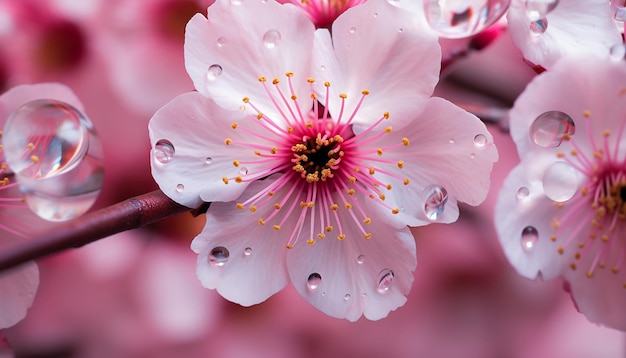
[343,293,351,301]
[209,246,230,267]
[469,153,476,159]
[206,64,222,81]
[154,139,174,164]
[3,99,104,221]
[521,226,538,252]
[529,18,548,36]
[377,269,394,294]
[349,27,356,34]
[424,185,448,220]
[263,29,281,49]
[243,247,253,256]
[530,110,575,147]
[176,184,184,192]
[542,161,579,202]
[525,0,559,21]
[357,254,365,264]
[473,134,487,148]
[216,37,227,47]
[423,0,510,38]
[610,44,626,61]
[205,157,213,164]
[307,273,322,290]
[517,186,530,199]
[612,0,626,21]
[239,167,248,176]
[230,0,242,5]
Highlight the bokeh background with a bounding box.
[0,0,624,357]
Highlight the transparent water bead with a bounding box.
[521,226,538,253]
[154,139,174,164]
[209,246,230,267]
[610,44,626,61]
[3,99,104,221]
[611,0,626,21]
[542,161,579,202]
[262,30,281,49]
[206,64,222,81]
[307,272,321,291]
[423,0,510,39]
[423,185,448,220]
[529,111,575,147]
[529,18,548,36]
[525,0,559,21]
[517,186,529,199]
[377,269,394,294]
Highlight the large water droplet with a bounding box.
[307,273,321,290]
[206,64,222,81]
[377,269,394,294]
[154,139,174,164]
[473,134,487,148]
[3,99,104,221]
[525,0,559,21]
[263,30,281,49]
[521,226,538,252]
[176,183,184,192]
[542,161,579,202]
[530,111,575,147]
[610,44,626,61]
[209,246,229,267]
[529,18,548,36]
[423,0,510,39]
[423,185,448,221]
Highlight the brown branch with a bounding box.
[0,190,191,271]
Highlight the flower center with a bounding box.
[292,133,344,183]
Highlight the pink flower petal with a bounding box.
[0,262,38,329]
[0,83,84,119]
[191,176,289,306]
[184,0,315,117]
[312,0,440,131]
[286,215,416,321]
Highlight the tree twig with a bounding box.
[0,190,190,271]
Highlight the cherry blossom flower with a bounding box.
[150,0,497,320]
[0,83,85,329]
[277,0,366,28]
[507,0,621,70]
[495,54,626,330]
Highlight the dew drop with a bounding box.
[239,167,249,176]
[176,183,184,192]
[423,0,510,38]
[205,157,213,164]
[530,110,575,147]
[319,64,326,71]
[307,273,322,290]
[209,246,230,267]
[524,0,559,21]
[206,64,223,81]
[398,28,404,33]
[216,37,227,47]
[349,27,356,34]
[529,18,548,36]
[542,161,579,202]
[377,269,394,294]
[473,134,487,148]
[230,0,242,5]
[423,185,448,221]
[448,138,456,144]
[470,153,476,159]
[610,44,626,61]
[357,254,365,264]
[263,29,281,49]
[612,0,626,21]
[3,99,104,221]
[517,186,530,199]
[521,226,538,253]
[343,293,351,301]
[244,247,253,256]
[154,139,174,164]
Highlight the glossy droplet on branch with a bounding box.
[3,99,104,221]
[423,0,510,39]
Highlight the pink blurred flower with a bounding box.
[495,54,626,330]
[150,0,497,321]
[278,0,366,28]
[507,0,621,69]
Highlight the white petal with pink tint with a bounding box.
[507,0,621,69]
[0,83,84,119]
[286,213,416,321]
[149,92,258,208]
[184,0,314,117]
[312,0,440,131]
[191,176,289,306]
[0,262,38,329]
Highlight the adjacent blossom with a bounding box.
[495,54,626,330]
[150,0,497,320]
[0,83,84,329]
[507,0,621,70]
[278,0,366,28]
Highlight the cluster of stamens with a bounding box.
[221,72,410,248]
